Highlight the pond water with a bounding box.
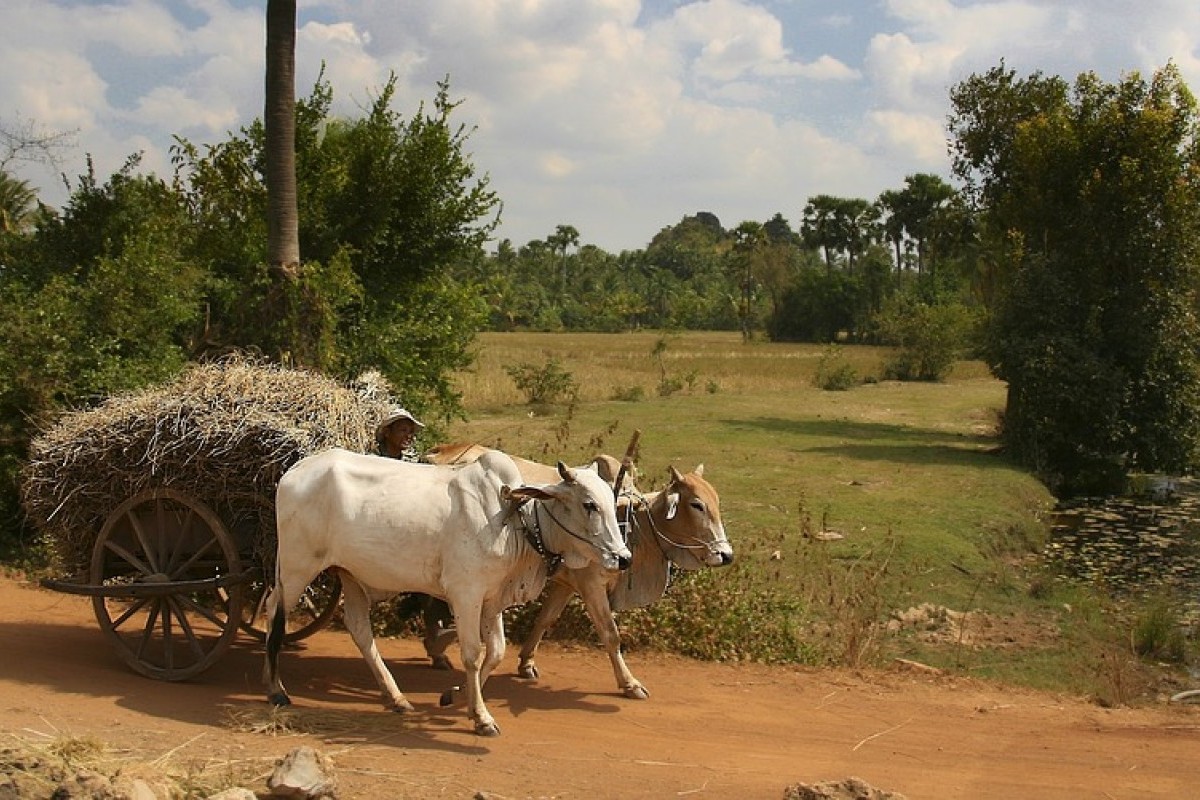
[1044,478,1200,625]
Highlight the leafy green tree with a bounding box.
[949,63,1200,493]
[1,160,202,416]
[174,74,499,413]
[767,267,868,342]
[730,221,765,340]
[0,161,205,553]
[875,188,909,278]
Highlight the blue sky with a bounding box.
[3,0,1199,252]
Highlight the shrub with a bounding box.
[875,298,977,382]
[812,345,859,391]
[504,358,579,404]
[1132,597,1188,663]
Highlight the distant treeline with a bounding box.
[461,171,973,344]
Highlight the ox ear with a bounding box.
[665,491,681,520]
[507,484,555,503]
[501,485,531,510]
[557,461,578,483]
[694,464,705,477]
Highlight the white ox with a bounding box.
[263,447,631,736]
[423,443,733,699]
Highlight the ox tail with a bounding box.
[263,597,291,706]
[264,555,285,673]
[266,600,286,666]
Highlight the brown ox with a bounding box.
[423,444,733,699]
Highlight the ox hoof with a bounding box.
[623,684,650,700]
[517,662,540,681]
[388,698,415,713]
[267,692,292,707]
[474,720,501,737]
[430,654,454,671]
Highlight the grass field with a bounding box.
[433,331,1185,702]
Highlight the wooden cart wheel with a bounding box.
[90,488,245,681]
[239,569,342,643]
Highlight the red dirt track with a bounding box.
[1,576,1198,798]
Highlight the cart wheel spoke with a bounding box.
[136,599,163,660]
[127,506,160,573]
[108,596,152,630]
[166,596,207,661]
[163,505,196,575]
[168,534,219,581]
[102,538,155,578]
[176,591,229,630]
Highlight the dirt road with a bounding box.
[1,575,1198,798]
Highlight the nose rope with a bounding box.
[629,487,727,557]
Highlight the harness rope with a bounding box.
[514,501,563,575]
[511,496,626,576]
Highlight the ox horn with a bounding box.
[669,465,684,483]
[612,429,642,498]
[557,461,578,483]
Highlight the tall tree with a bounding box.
[800,194,843,270]
[547,223,580,294]
[840,197,879,271]
[875,188,908,277]
[899,173,957,276]
[875,174,959,277]
[949,63,1200,493]
[800,195,879,271]
[731,221,766,341]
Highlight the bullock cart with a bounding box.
[22,358,398,681]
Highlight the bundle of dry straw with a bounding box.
[22,356,397,575]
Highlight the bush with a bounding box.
[504,358,579,404]
[875,298,976,382]
[812,345,859,391]
[1132,597,1188,663]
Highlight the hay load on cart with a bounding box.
[22,357,398,680]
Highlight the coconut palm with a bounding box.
[0,171,37,233]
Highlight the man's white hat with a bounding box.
[377,407,425,434]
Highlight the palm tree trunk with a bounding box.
[265,0,299,281]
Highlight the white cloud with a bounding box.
[129,85,239,133]
[79,0,188,58]
[865,32,963,111]
[0,47,106,132]
[862,109,948,166]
